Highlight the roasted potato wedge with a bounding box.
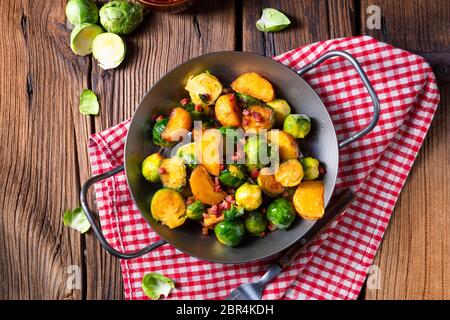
[215,93,241,127]
[275,159,304,187]
[190,165,226,205]
[196,128,223,176]
[257,168,285,196]
[293,181,324,220]
[150,189,186,229]
[267,130,299,161]
[158,157,187,190]
[185,72,223,105]
[231,72,275,102]
[161,107,192,142]
[242,105,275,133]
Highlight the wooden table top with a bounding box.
[0,0,449,300]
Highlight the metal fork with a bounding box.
[226,188,356,300]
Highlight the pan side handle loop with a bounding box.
[297,50,381,149]
[80,165,167,259]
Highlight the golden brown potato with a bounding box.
[215,93,241,127]
[161,107,192,142]
[231,72,275,102]
[204,214,225,228]
[275,159,304,187]
[257,168,285,196]
[242,105,275,133]
[196,128,223,176]
[293,181,325,220]
[267,130,299,161]
[150,189,186,229]
[158,157,187,190]
[190,165,226,205]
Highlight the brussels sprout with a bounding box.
[70,23,104,56]
[65,0,99,25]
[152,118,172,147]
[300,157,320,181]
[214,220,245,247]
[275,159,304,187]
[267,99,291,126]
[158,157,187,190]
[186,200,205,220]
[185,73,223,106]
[257,168,285,197]
[99,0,143,35]
[151,188,186,229]
[142,153,163,183]
[235,182,263,211]
[244,211,268,236]
[219,165,246,188]
[283,114,311,138]
[176,143,198,169]
[92,32,126,70]
[223,205,245,221]
[244,135,271,171]
[236,93,264,108]
[266,198,295,230]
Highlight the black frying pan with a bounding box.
[80,50,380,263]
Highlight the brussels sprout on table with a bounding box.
[65,0,99,25]
[223,205,245,221]
[235,182,263,211]
[152,117,172,147]
[214,220,246,247]
[283,114,311,138]
[99,0,144,35]
[256,8,291,33]
[185,72,223,106]
[70,23,104,56]
[79,89,100,115]
[267,99,291,126]
[300,156,320,181]
[219,165,246,188]
[266,198,295,230]
[244,211,268,236]
[176,143,198,169]
[244,135,271,171]
[142,152,164,183]
[186,200,205,220]
[92,32,126,69]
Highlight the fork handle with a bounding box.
[277,188,356,269]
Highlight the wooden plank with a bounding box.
[0,0,88,299]
[360,0,450,299]
[85,1,236,299]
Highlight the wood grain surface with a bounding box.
[0,0,449,299]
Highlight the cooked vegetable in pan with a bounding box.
[142,70,326,246]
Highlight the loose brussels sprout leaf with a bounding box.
[186,200,205,220]
[63,207,91,233]
[256,8,291,33]
[92,32,126,70]
[66,0,99,26]
[79,89,99,115]
[99,0,144,35]
[214,220,246,247]
[142,272,175,300]
[70,23,104,56]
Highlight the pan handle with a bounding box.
[297,50,380,149]
[80,165,167,259]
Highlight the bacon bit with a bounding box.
[268,224,277,232]
[259,232,266,237]
[154,115,164,122]
[194,104,202,112]
[318,166,327,175]
[225,187,236,195]
[157,167,167,174]
[281,191,289,198]
[225,194,235,203]
[202,227,209,235]
[220,164,225,171]
[242,118,249,126]
[250,169,260,179]
[203,213,209,219]
[260,207,266,213]
[252,111,263,122]
[219,201,230,211]
[214,184,222,192]
[180,98,190,106]
[185,196,195,205]
[242,109,250,116]
[229,93,236,102]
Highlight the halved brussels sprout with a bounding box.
[99,0,144,35]
[223,205,245,221]
[215,94,241,127]
[176,143,198,169]
[152,118,172,147]
[186,200,205,220]
[266,198,295,230]
[275,159,304,187]
[158,157,187,190]
[219,165,246,188]
[283,114,311,138]
[244,135,271,171]
[70,23,104,56]
[244,211,268,236]
[267,99,291,126]
[65,0,99,25]
[235,182,263,211]
[162,107,192,142]
[185,72,223,106]
[214,220,245,247]
[231,72,275,102]
[151,189,186,229]
[300,157,320,180]
[242,105,275,133]
[257,168,285,197]
[142,153,163,183]
[92,32,126,70]
[293,181,324,220]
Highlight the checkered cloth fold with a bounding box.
[88,36,439,300]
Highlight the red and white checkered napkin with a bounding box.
[88,36,439,300]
